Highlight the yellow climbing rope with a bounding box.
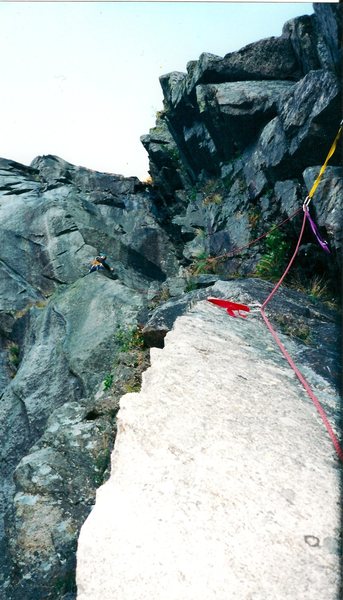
[304,120,343,207]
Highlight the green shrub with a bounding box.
[114,326,145,352]
[189,252,220,276]
[289,274,338,308]
[103,373,114,390]
[9,344,20,368]
[255,229,288,281]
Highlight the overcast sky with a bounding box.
[0,2,313,180]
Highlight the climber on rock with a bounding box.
[88,254,117,279]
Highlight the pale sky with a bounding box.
[0,2,314,180]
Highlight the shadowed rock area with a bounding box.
[0,3,342,599]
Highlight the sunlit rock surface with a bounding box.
[77,290,341,600]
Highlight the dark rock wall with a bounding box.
[141,3,342,283]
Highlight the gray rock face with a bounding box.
[313,2,342,74]
[0,155,180,598]
[196,80,295,162]
[282,15,322,75]
[278,70,340,165]
[7,399,115,600]
[208,36,301,81]
[158,5,341,120]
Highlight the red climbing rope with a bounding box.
[207,206,302,265]
[260,209,343,464]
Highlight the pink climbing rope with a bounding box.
[207,207,302,265]
[260,209,343,464]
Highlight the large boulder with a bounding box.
[76,281,341,600]
[196,80,295,162]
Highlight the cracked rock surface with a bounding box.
[0,155,178,598]
[76,294,341,600]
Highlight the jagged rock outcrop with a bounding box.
[0,3,342,599]
[141,3,342,284]
[76,283,341,600]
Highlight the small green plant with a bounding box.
[187,178,226,205]
[255,229,288,281]
[289,274,338,308]
[190,252,210,275]
[189,252,220,276]
[103,373,114,390]
[188,187,198,203]
[294,324,312,344]
[185,278,197,292]
[307,275,331,302]
[114,326,145,353]
[159,287,171,302]
[273,315,312,346]
[248,208,260,231]
[123,381,141,394]
[203,193,223,206]
[8,343,20,368]
[166,145,180,163]
[222,174,233,191]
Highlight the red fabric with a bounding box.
[207,297,250,319]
